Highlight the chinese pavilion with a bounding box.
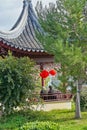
[0,0,73,107]
[0,0,54,67]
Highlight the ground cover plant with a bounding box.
[18,121,59,130]
[0,104,87,130]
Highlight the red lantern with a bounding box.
[49,69,56,76]
[40,70,49,78]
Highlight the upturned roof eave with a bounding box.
[0,0,28,39]
[0,0,45,52]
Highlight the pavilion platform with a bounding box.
[32,93,73,111]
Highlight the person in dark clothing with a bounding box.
[48,85,56,100]
[48,85,54,99]
[48,85,54,94]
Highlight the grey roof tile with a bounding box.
[0,0,44,52]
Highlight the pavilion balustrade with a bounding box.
[40,93,72,102]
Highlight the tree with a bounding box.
[0,53,37,115]
[36,0,87,118]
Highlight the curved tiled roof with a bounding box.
[0,0,44,52]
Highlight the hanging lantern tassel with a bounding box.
[49,69,56,76]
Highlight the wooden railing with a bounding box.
[40,93,72,102]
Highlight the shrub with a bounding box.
[18,121,59,130]
[0,53,37,115]
[80,86,87,111]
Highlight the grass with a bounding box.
[0,104,87,130]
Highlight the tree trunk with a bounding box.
[75,80,81,119]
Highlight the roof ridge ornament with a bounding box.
[25,0,32,3]
[23,0,31,6]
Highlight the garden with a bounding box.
[0,0,87,129]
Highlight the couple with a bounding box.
[40,85,54,95]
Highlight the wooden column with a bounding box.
[40,63,44,87]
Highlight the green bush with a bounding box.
[18,121,59,130]
[0,53,37,115]
[80,86,87,111]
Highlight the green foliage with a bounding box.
[73,86,87,111]
[36,0,87,90]
[36,0,87,118]
[0,53,37,115]
[80,86,87,111]
[18,121,59,130]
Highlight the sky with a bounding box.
[0,0,56,31]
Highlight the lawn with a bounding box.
[0,104,87,130]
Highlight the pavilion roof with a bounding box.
[0,0,44,53]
